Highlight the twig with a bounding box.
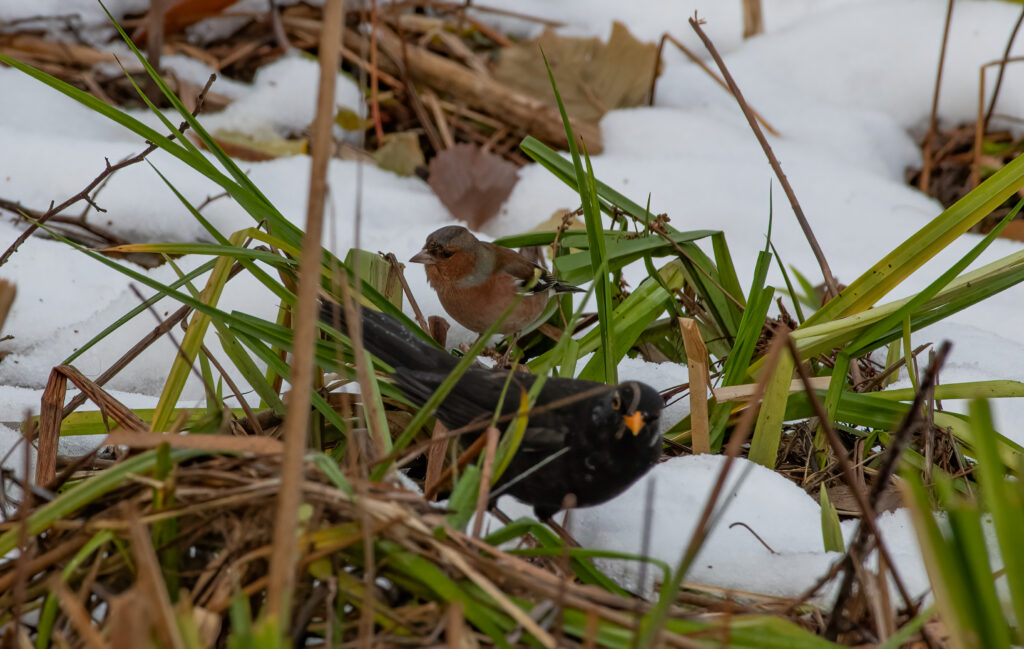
[424,91,455,149]
[267,0,292,51]
[127,284,223,424]
[381,252,429,331]
[200,343,264,435]
[971,56,1024,188]
[784,337,921,635]
[343,21,602,152]
[854,343,931,393]
[817,343,948,649]
[146,0,167,72]
[918,0,955,195]
[369,0,385,143]
[55,581,111,649]
[984,6,1024,130]
[689,16,839,300]
[649,32,778,136]
[60,263,244,418]
[391,21,445,154]
[728,522,776,554]
[0,74,216,266]
[429,1,565,27]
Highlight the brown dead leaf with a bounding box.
[427,144,519,229]
[999,220,1024,242]
[494,21,659,125]
[374,132,426,177]
[198,129,306,161]
[108,588,156,649]
[823,483,902,516]
[135,0,244,43]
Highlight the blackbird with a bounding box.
[321,303,664,521]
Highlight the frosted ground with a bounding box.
[1,0,1022,600]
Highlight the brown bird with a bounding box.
[410,225,583,336]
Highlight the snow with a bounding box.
[3,0,1024,605]
[567,455,932,602]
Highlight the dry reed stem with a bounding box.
[678,317,710,454]
[971,56,1024,189]
[471,426,499,538]
[424,420,449,497]
[37,365,149,486]
[742,0,764,38]
[0,280,14,331]
[266,0,343,625]
[55,581,111,649]
[342,21,603,152]
[785,336,922,637]
[984,7,1024,131]
[642,329,790,644]
[919,0,955,195]
[128,509,186,649]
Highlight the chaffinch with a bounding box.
[320,304,664,521]
[410,225,583,336]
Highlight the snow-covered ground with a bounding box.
[3,0,1023,601]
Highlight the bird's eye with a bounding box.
[438,249,455,259]
[610,391,622,410]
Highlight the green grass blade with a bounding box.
[967,399,1024,630]
[805,139,1024,325]
[819,484,844,552]
[748,344,795,468]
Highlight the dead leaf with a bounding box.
[108,588,156,649]
[336,105,374,131]
[821,483,902,516]
[374,132,426,177]
[200,129,306,161]
[135,0,244,43]
[427,144,519,229]
[494,21,659,125]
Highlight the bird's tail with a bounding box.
[320,302,455,373]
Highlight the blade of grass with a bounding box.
[540,50,616,383]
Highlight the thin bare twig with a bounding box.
[648,33,779,134]
[984,6,1024,131]
[784,337,921,637]
[688,16,839,300]
[815,343,948,649]
[382,252,429,331]
[918,0,955,195]
[0,74,216,266]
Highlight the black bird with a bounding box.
[321,304,664,521]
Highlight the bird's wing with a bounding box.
[394,366,531,433]
[492,247,583,295]
[514,424,570,453]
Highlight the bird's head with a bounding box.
[410,225,479,277]
[594,381,663,443]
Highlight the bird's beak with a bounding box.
[623,411,645,436]
[409,249,433,264]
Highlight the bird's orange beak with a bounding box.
[623,411,645,436]
[409,249,433,264]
